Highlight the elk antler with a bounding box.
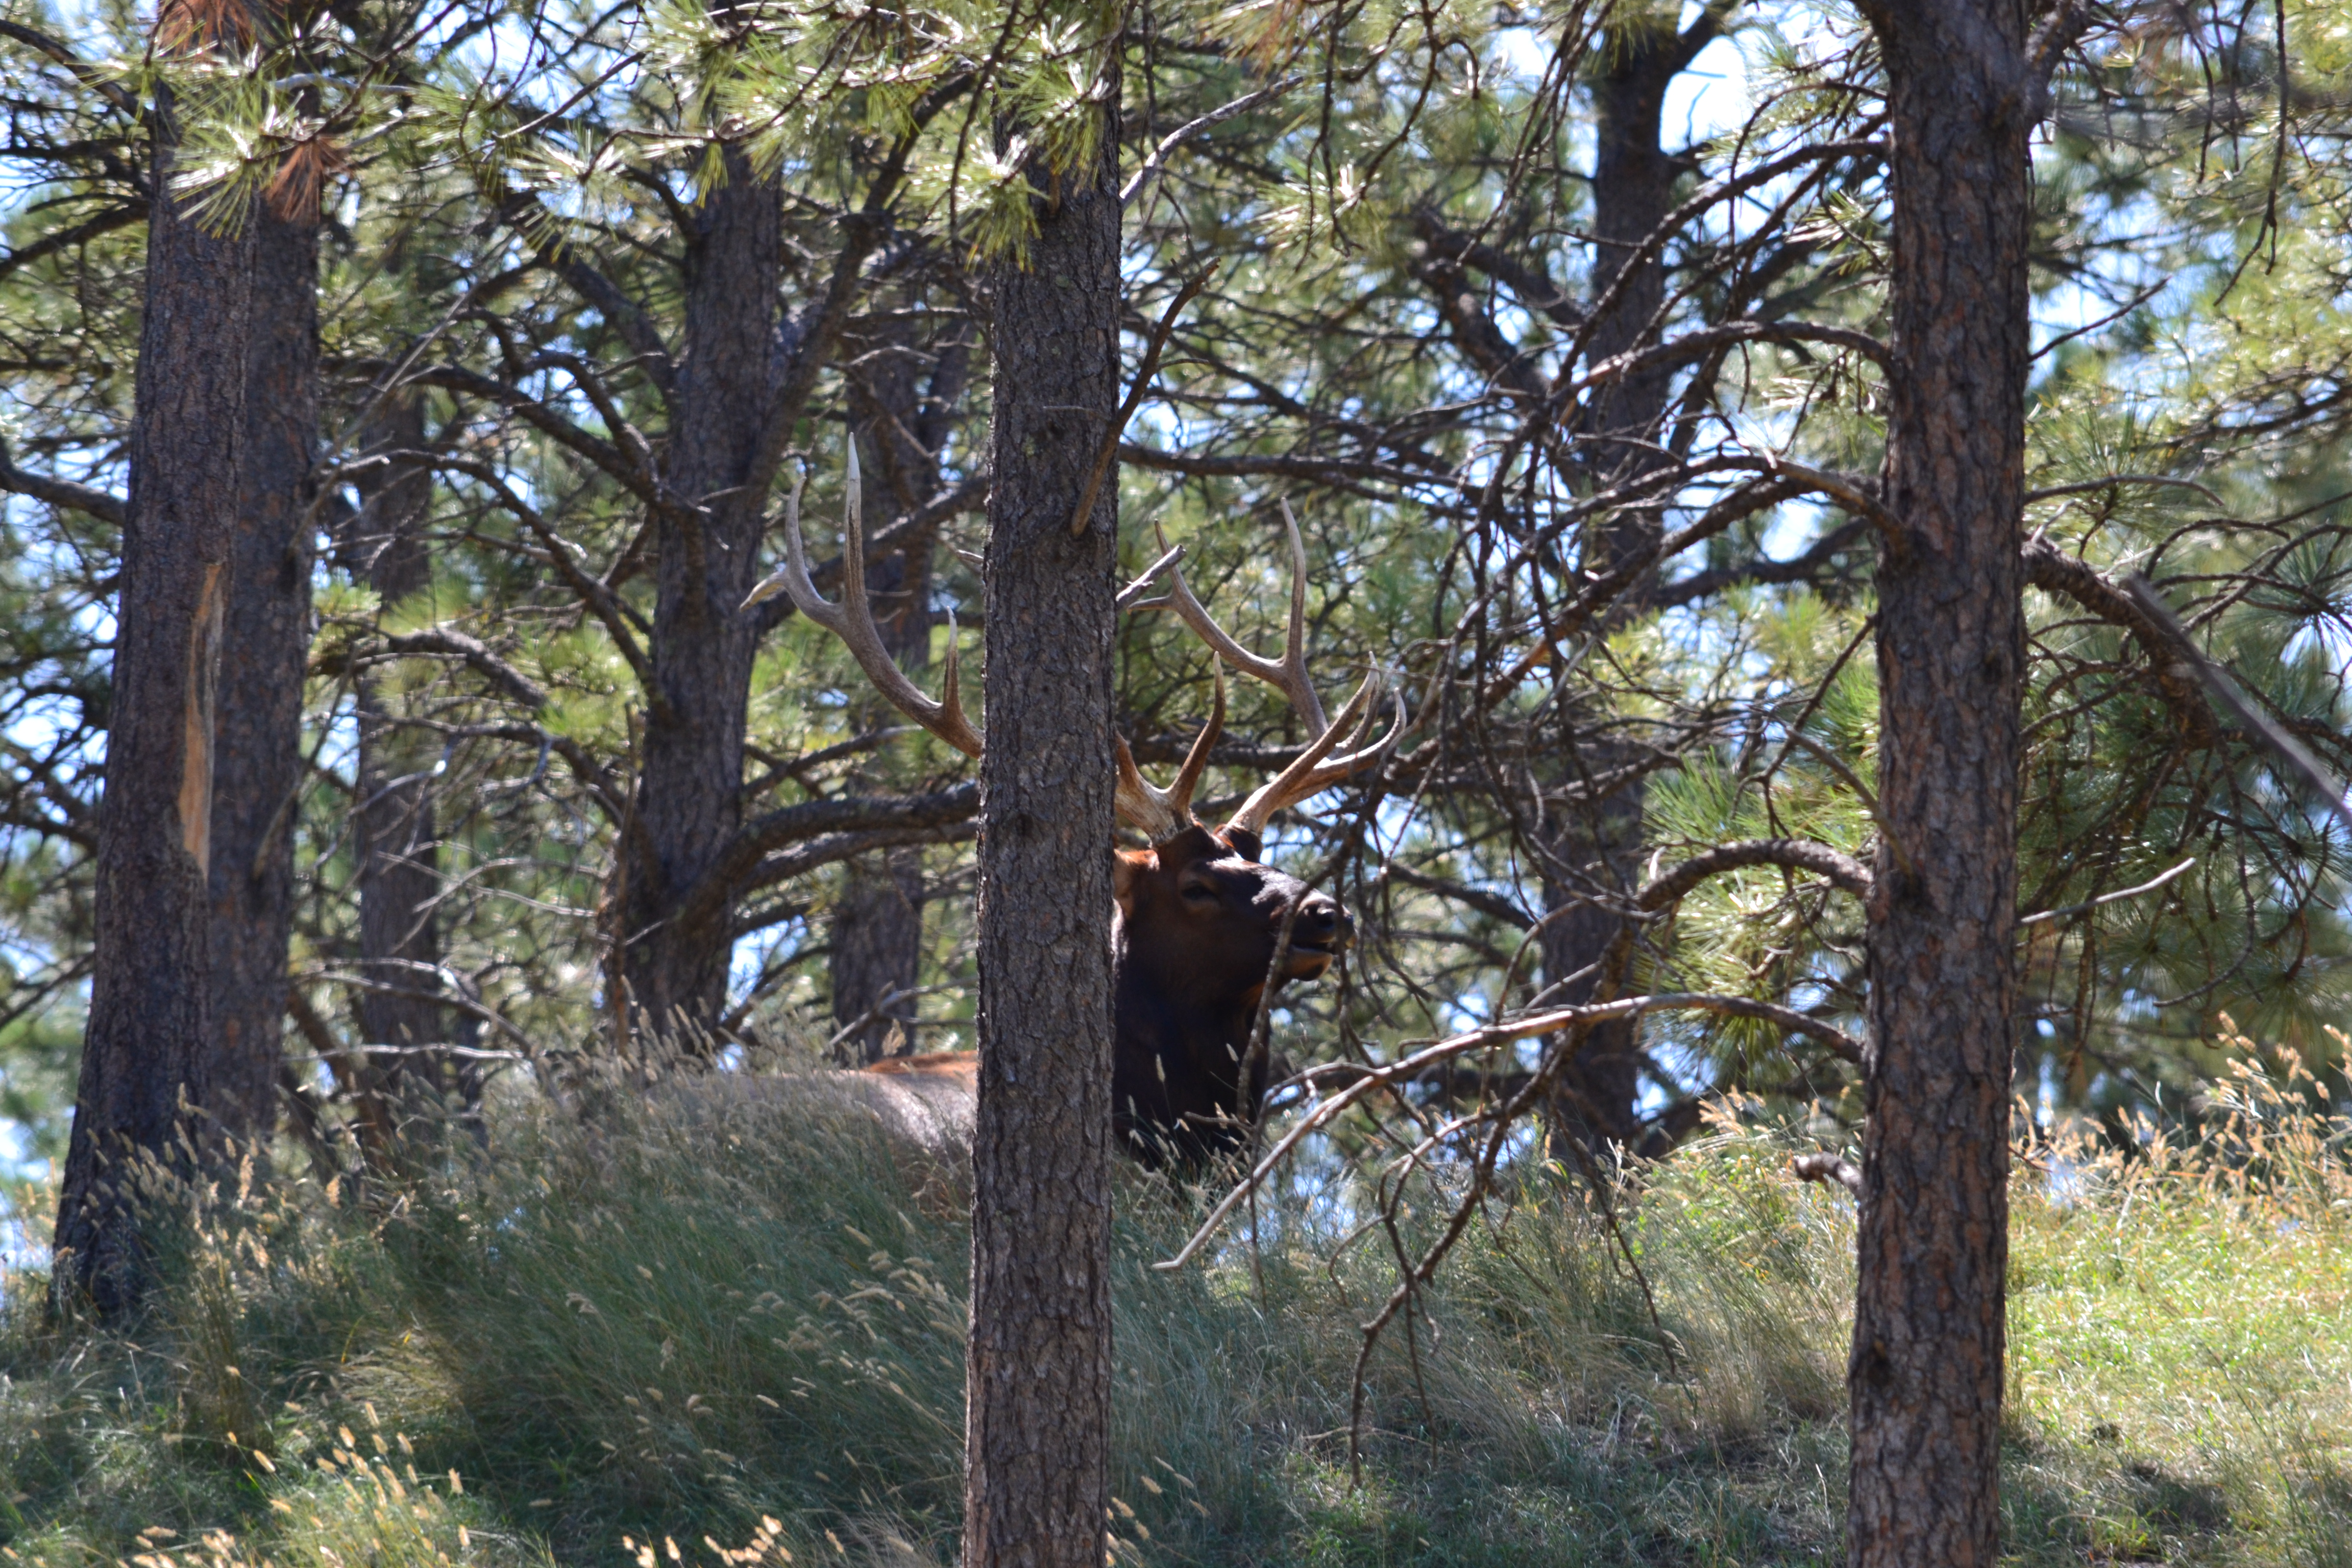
[1115,662,1224,843]
[744,446,1222,846]
[1224,665,1395,836]
[1145,500,1401,835]
[748,452,1393,845]
[741,442,983,758]
[1149,500,1327,730]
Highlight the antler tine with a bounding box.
[741,441,983,758]
[1115,662,1225,843]
[1169,659,1224,820]
[1277,497,1310,715]
[1154,509,1328,733]
[1224,669,1403,837]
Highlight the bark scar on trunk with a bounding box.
[179,559,227,872]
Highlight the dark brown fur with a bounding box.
[855,824,1348,1172]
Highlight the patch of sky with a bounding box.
[728,916,818,1023]
[1639,1038,1712,1117]
[2277,610,2352,697]
[0,1167,50,1267]
[0,523,115,758]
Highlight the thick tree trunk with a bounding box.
[1581,14,1682,441]
[618,152,779,1044]
[349,389,454,1143]
[1539,805,1645,1146]
[1848,5,2033,1564]
[962,84,1121,1568]
[830,848,925,1062]
[54,108,254,1314]
[1542,11,1695,1148]
[205,200,319,1145]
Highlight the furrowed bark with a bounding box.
[617,146,779,1044]
[962,66,1121,1568]
[1848,3,2033,1563]
[206,198,319,1147]
[54,90,254,1315]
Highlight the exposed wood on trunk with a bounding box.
[962,80,1122,1568]
[1848,2,2039,1562]
[54,90,256,1315]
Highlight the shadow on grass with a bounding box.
[0,1069,2341,1568]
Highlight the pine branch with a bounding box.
[0,436,124,526]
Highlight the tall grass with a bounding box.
[0,1039,2342,1567]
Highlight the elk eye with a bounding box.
[1181,881,1219,904]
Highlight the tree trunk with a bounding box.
[830,847,925,1062]
[349,388,454,1145]
[54,99,254,1315]
[205,198,319,1146]
[1542,8,1701,1150]
[830,299,968,1064]
[1539,807,1645,1147]
[1848,4,2033,1563]
[962,80,1122,1568]
[618,151,779,1045]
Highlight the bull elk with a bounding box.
[742,446,1395,1169]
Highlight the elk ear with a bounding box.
[1220,826,1263,862]
[1112,847,1155,918]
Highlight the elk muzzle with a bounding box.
[1284,891,1354,977]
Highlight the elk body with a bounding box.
[744,447,1391,1170]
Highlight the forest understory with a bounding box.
[0,1038,2342,1568]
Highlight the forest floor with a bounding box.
[0,1054,2343,1568]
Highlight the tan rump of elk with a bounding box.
[659,1052,977,1209]
[742,443,1400,1168]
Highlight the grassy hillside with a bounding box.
[0,1049,2343,1568]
